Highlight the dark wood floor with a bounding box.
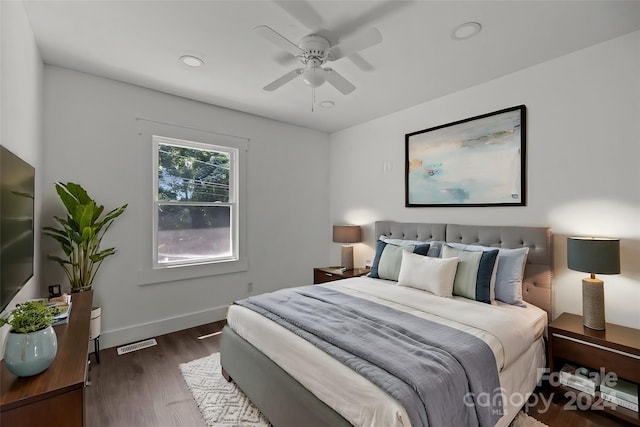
[87,321,632,427]
[86,321,225,427]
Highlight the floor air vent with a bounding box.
[117,338,158,355]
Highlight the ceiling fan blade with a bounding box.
[323,68,356,95]
[274,0,324,31]
[328,27,382,61]
[254,25,303,57]
[274,52,299,66]
[263,68,303,91]
[348,53,375,72]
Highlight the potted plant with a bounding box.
[43,182,127,292]
[0,301,62,377]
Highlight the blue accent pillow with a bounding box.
[369,239,387,278]
[441,244,499,304]
[412,243,430,256]
[369,240,430,280]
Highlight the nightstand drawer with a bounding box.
[313,269,343,284]
[551,332,640,383]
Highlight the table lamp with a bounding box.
[567,237,620,330]
[332,225,362,270]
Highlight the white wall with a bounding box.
[329,31,640,329]
[0,1,44,356]
[43,66,330,348]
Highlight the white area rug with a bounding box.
[179,353,270,427]
[180,352,547,427]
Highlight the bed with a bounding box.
[220,221,553,427]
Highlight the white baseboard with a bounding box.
[99,305,228,350]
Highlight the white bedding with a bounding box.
[227,276,547,427]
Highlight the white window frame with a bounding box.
[152,135,239,269]
[136,118,248,286]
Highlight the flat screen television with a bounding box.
[0,146,35,312]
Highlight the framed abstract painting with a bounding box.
[405,105,526,207]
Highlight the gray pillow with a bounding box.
[380,236,445,257]
[377,244,406,281]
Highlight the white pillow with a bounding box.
[397,251,458,298]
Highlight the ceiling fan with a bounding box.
[254,25,382,95]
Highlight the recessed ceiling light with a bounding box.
[319,101,335,108]
[180,55,204,67]
[451,22,481,40]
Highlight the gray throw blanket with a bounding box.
[236,286,503,427]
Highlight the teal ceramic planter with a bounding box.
[4,326,58,377]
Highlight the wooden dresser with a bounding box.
[1,291,93,427]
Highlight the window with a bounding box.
[153,136,239,268]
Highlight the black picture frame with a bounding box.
[405,105,526,207]
[48,284,62,298]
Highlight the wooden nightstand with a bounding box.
[548,312,640,425]
[313,267,370,284]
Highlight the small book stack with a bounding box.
[324,266,347,274]
[48,295,72,326]
[559,364,600,396]
[600,377,639,412]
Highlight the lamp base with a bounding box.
[341,245,354,270]
[582,278,605,330]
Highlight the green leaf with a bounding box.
[48,255,72,265]
[43,226,69,238]
[61,243,73,256]
[79,202,95,230]
[98,204,128,226]
[53,216,74,232]
[89,249,116,263]
[55,182,79,217]
[64,182,92,205]
[43,230,71,247]
[70,230,84,245]
[82,226,95,241]
[92,204,104,223]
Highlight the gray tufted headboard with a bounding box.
[374,221,553,320]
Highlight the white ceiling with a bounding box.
[22,0,640,133]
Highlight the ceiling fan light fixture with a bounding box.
[180,55,204,67]
[301,62,326,88]
[451,22,481,40]
[319,101,335,108]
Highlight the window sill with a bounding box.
[137,257,248,286]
